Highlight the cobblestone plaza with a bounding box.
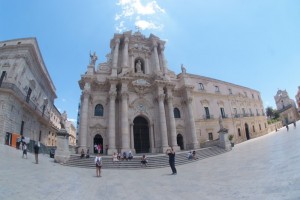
[1,121,299,200]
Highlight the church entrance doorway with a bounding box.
[93,134,103,154]
[133,116,150,153]
[245,123,250,140]
[177,134,184,150]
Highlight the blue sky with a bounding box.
[1,0,300,123]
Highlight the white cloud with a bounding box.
[115,0,166,32]
[135,20,163,30]
[62,98,66,102]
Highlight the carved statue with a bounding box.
[181,64,186,74]
[136,60,142,73]
[89,52,98,66]
[219,116,224,130]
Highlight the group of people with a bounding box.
[80,149,90,159]
[21,141,40,164]
[94,144,109,155]
[187,150,197,160]
[112,151,134,163]
[286,121,297,131]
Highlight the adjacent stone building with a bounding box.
[48,105,61,146]
[78,31,268,155]
[274,89,299,125]
[296,86,300,113]
[0,38,57,146]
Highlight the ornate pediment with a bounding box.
[132,79,151,96]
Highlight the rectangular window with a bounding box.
[0,71,7,87]
[228,88,232,95]
[215,86,220,92]
[256,109,259,116]
[220,107,226,118]
[252,94,254,99]
[242,108,246,115]
[244,92,247,97]
[249,109,253,116]
[208,132,213,141]
[204,107,210,119]
[234,108,237,114]
[26,87,32,103]
[198,83,204,90]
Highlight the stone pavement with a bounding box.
[0,121,300,200]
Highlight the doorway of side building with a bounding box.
[245,123,251,140]
[93,134,103,154]
[133,116,150,153]
[177,134,184,150]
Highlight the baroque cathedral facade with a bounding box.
[78,31,268,155]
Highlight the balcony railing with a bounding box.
[0,82,50,121]
[232,114,241,118]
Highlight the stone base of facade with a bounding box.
[161,146,170,153]
[107,148,118,155]
[186,143,200,150]
[171,145,181,152]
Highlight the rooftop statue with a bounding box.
[181,64,186,74]
[90,52,98,66]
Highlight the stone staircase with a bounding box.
[64,146,228,169]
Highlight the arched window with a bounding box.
[174,108,181,118]
[94,104,103,116]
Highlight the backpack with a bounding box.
[96,157,102,167]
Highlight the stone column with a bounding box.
[167,95,180,151]
[160,44,168,76]
[153,42,160,72]
[121,83,130,152]
[123,37,129,68]
[107,84,117,155]
[112,38,120,76]
[79,90,89,151]
[157,92,169,152]
[54,129,70,164]
[145,54,149,74]
[186,97,199,149]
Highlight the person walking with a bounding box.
[166,147,177,175]
[22,143,27,159]
[34,142,40,164]
[94,153,102,177]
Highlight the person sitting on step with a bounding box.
[80,149,85,159]
[141,155,148,167]
[122,151,128,161]
[128,151,133,161]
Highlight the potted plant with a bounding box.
[228,134,234,147]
